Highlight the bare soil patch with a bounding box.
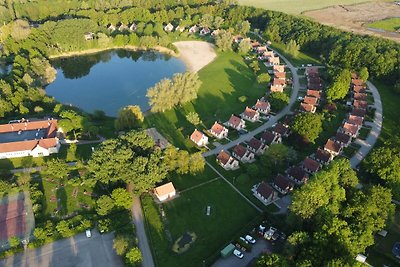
[304,2,400,43]
[174,41,217,72]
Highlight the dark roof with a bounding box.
[273,123,289,136]
[303,157,320,172]
[335,132,352,144]
[351,108,366,117]
[261,131,277,145]
[315,148,331,163]
[256,182,275,199]
[248,138,263,151]
[273,174,293,191]
[233,144,247,158]
[353,100,368,109]
[324,139,341,153]
[287,166,308,182]
[217,150,231,165]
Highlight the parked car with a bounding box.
[85,229,92,238]
[233,249,244,259]
[264,227,277,240]
[240,236,249,244]
[245,235,256,244]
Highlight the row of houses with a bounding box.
[300,67,323,113]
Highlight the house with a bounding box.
[324,139,342,156]
[188,25,199,34]
[305,67,319,77]
[353,100,368,110]
[232,35,244,43]
[256,46,267,54]
[247,138,266,155]
[341,122,360,138]
[211,29,220,37]
[300,103,316,113]
[273,78,286,87]
[241,107,260,122]
[354,93,367,101]
[217,150,239,170]
[267,56,280,66]
[287,166,309,184]
[0,119,60,159]
[108,24,116,31]
[227,115,245,130]
[353,85,366,93]
[314,148,333,165]
[302,157,321,174]
[351,79,364,87]
[270,85,284,93]
[154,182,176,202]
[303,96,319,106]
[232,144,255,163]
[118,23,129,32]
[199,27,211,35]
[273,174,294,195]
[190,129,209,147]
[307,82,323,90]
[164,23,174,32]
[307,89,322,99]
[351,108,366,117]
[254,99,270,114]
[274,72,286,80]
[250,40,260,48]
[273,65,285,73]
[209,122,228,139]
[84,32,94,41]
[129,23,137,32]
[260,130,282,146]
[175,25,185,32]
[253,182,278,205]
[308,77,322,86]
[347,115,363,127]
[335,132,352,147]
[272,123,290,137]
[262,50,274,58]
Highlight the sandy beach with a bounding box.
[173,41,216,72]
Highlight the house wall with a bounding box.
[0,149,32,159]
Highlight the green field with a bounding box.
[367,18,400,32]
[238,0,387,14]
[142,179,259,267]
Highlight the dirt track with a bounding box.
[304,2,400,43]
[174,41,216,72]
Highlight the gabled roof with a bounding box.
[243,107,259,119]
[315,148,331,163]
[256,182,275,199]
[308,77,322,85]
[351,108,366,117]
[274,72,286,79]
[304,96,318,105]
[0,119,58,135]
[303,157,320,172]
[335,132,352,144]
[342,123,359,135]
[273,123,289,136]
[287,166,308,181]
[0,138,58,153]
[354,93,367,101]
[233,144,247,158]
[305,67,319,76]
[353,100,368,109]
[300,103,316,113]
[273,174,293,191]
[261,131,277,145]
[154,182,175,197]
[255,99,270,110]
[228,115,243,127]
[210,122,226,135]
[308,83,323,90]
[307,89,322,99]
[325,139,341,153]
[268,57,280,64]
[273,78,286,86]
[347,115,363,126]
[273,65,285,72]
[248,138,263,151]
[190,129,206,143]
[353,85,366,93]
[351,79,364,86]
[38,138,57,149]
[217,150,231,165]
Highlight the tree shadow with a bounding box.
[56,186,67,216]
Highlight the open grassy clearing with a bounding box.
[238,0,383,14]
[144,51,265,150]
[167,165,218,191]
[367,17,400,32]
[142,179,259,267]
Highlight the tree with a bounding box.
[269,92,289,111]
[359,67,369,81]
[115,105,144,131]
[365,147,400,183]
[96,195,115,216]
[10,19,31,41]
[246,164,260,177]
[33,227,47,241]
[59,110,86,139]
[44,158,69,179]
[326,69,351,101]
[8,236,20,248]
[236,20,251,35]
[111,188,133,209]
[213,16,224,29]
[189,152,205,174]
[285,39,300,58]
[125,247,142,266]
[66,143,77,162]
[256,254,289,267]
[56,221,73,238]
[200,14,213,28]
[215,30,233,51]
[113,235,129,255]
[291,113,323,143]
[261,143,296,172]
[237,38,252,54]
[249,60,260,73]
[186,112,201,125]
[257,73,271,85]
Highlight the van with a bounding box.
[85,229,92,238]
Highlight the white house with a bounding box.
[227,115,245,130]
[254,99,270,114]
[190,129,208,147]
[216,150,239,170]
[209,122,228,139]
[241,107,260,122]
[154,182,176,202]
[232,144,255,163]
[252,182,278,205]
[164,23,174,32]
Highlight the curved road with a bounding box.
[203,49,300,157]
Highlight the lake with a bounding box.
[46,49,186,116]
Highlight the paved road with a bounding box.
[131,196,155,267]
[0,230,123,267]
[212,239,272,267]
[349,81,383,168]
[202,48,300,157]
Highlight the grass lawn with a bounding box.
[166,165,219,191]
[367,208,400,266]
[269,43,321,67]
[144,51,265,150]
[238,0,387,14]
[142,179,259,267]
[367,17,400,32]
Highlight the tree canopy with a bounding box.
[326,69,351,101]
[291,113,323,144]
[115,105,144,131]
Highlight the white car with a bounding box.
[239,237,249,244]
[245,235,256,244]
[233,249,244,259]
[85,229,92,238]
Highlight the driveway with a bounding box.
[212,239,272,267]
[349,81,383,168]
[0,230,123,267]
[202,46,300,157]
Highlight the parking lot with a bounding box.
[0,230,123,267]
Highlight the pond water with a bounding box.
[46,49,186,116]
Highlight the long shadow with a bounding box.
[56,186,67,216]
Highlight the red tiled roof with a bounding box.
[273,78,285,86]
[354,93,367,101]
[255,99,270,110]
[353,100,368,109]
[233,144,247,158]
[228,115,242,127]
[303,157,320,172]
[0,138,58,153]
[342,123,359,135]
[351,79,364,86]
[353,85,366,93]
[304,96,318,106]
[38,138,57,149]
[324,139,341,153]
[307,89,321,99]
[273,65,285,72]
[300,103,316,113]
[210,122,226,135]
[190,130,205,143]
[154,182,175,197]
[243,107,258,119]
[274,72,286,79]
[347,115,363,126]
[217,150,231,165]
[0,119,58,135]
[268,57,280,64]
